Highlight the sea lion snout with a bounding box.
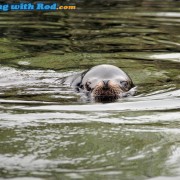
[92,80,123,98]
[102,80,109,90]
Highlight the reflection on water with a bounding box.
[150,53,180,62]
[0,0,180,179]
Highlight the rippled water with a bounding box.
[0,0,180,179]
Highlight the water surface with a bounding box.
[0,0,180,179]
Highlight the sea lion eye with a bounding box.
[85,81,92,91]
[120,81,128,89]
[79,84,84,89]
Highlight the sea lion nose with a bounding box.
[103,80,109,89]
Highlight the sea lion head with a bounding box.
[79,65,135,102]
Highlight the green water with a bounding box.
[0,0,180,179]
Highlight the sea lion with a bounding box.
[65,64,136,102]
